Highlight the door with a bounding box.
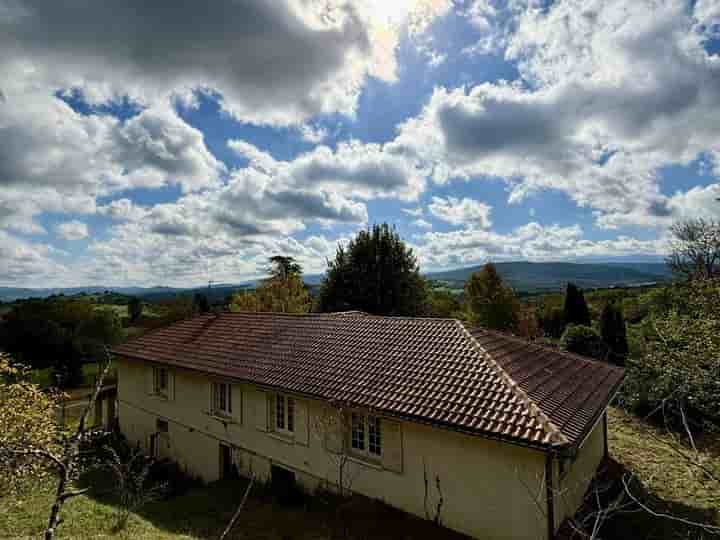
[219,443,233,480]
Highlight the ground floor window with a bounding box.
[274,393,295,434]
[212,382,232,416]
[350,412,382,458]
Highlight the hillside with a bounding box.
[426,261,670,293]
[0,261,671,301]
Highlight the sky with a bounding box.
[1,0,720,287]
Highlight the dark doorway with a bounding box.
[271,465,299,504]
[219,443,234,480]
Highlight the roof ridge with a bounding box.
[457,321,569,447]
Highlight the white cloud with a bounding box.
[55,220,89,241]
[412,218,433,229]
[428,196,492,228]
[414,222,668,270]
[229,139,426,202]
[391,0,720,229]
[0,231,69,284]
[402,207,425,217]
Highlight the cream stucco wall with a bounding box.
[117,358,602,540]
[553,414,606,529]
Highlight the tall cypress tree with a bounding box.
[563,283,591,327]
[600,302,628,366]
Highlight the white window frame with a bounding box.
[274,393,295,435]
[350,412,382,459]
[211,382,232,417]
[153,366,168,397]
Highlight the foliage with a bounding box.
[667,218,720,280]
[192,293,210,314]
[538,305,566,339]
[623,279,720,430]
[128,297,143,322]
[103,440,167,531]
[231,256,311,314]
[231,275,310,314]
[426,287,462,318]
[0,298,122,387]
[0,353,62,494]
[464,263,519,331]
[316,224,429,316]
[560,324,609,360]
[563,282,591,327]
[600,302,629,365]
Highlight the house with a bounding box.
[111,311,624,540]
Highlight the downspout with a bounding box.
[545,453,556,540]
[602,411,609,460]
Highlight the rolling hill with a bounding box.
[0,261,672,302]
[426,261,671,293]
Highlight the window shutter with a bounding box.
[167,371,175,401]
[381,420,403,473]
[145,366,154,395]
[295,399,309,446]
[255,390,268,431]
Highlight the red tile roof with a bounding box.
[112,312,623,451]
[466,327,626,448]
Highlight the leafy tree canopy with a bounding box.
[316,224,428,316]
[560,324,609,361]
[231,256,310,314]
[464,263,520,331]
[599,302,628,366]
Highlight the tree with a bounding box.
[599,302,628,365]
[464,263,519,331]
[231,256,311,314]
[316,224,429,316]
[560,325,608,360]
[0,353,62,494]
[267,256,302,280]
[563,283,591,327]
[667,218,720,280]
[193,293,210,314]
[127,297,143,322]
[427,287,462,318]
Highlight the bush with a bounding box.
[622,279,720,431]
[560,324,609,360]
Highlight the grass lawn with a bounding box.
[2,408,717,540]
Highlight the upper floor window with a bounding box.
[350,413,382,458]
[274,393,295,434]
[153,367,168,397]
[212,382,232,416]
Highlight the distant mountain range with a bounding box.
[426,261,672,293]
[0,261,672,302]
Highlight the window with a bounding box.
[153,367,168,396]
[212,382,232,416]
[274,393,295,434]
[350,413,381,458]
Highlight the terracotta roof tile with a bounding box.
[112,312,623,451]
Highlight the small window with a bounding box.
[212,382,232,416]
[274,393,295,434]
[350,413,382,458]
[153,367,168,396]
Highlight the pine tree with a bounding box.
[464,263,520,332]
[563,283,591,327]
[600,302,628,366]
[316,223,428,316]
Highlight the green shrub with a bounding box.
[560,324,609,360]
